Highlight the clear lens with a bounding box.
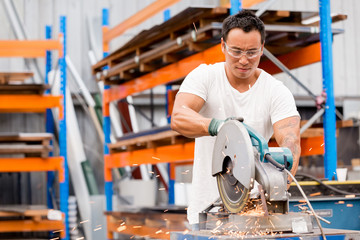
[224,42,261,59]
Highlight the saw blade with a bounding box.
[212,120,255,213]
[216,162,250,213]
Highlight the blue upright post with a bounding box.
[102,8,113,214]
[45,25,56,209]
[319,0,337,180]
[59,16,69,240]
[163,9,175,205]
[230,0,242,15]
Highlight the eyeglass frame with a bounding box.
[223,41,263,59]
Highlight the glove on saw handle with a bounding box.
[208,117,244,136]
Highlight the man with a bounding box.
[171,10,300,228]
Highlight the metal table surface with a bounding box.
[171,228,360,240]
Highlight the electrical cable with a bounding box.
[296,173,360,196]
[285,169,327,240]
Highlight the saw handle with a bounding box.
[265,153,285,170]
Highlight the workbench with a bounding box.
[171,228,360,239]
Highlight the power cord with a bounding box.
[295,173,360,196]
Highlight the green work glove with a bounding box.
[208,117,244,136]
[208,118,224,136]
[207,117,231,136]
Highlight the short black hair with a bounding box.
[222,10,265,44]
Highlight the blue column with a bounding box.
[163,8,175,205]
[102,8,113,212]
[230,0,242,15]
[319,0,337,180]
[45,25,56,209]
[59,16,69,240]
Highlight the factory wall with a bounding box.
[0,0,358,98]
[0,0,359,200]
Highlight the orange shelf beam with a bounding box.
[0,95,63,117]
[0,219,65,238]
[221,0,266,8]
[103,0,181,43]
[0,40,63,58]
[269,136,325,157]
[0,157,64,182]
[260,42,322,75]
[105,142,194,169]
[104,44,224,103]
[104,0,267,43]
[105,42,322,103]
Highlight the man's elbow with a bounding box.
[170,112,179,132]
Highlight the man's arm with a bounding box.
[273,116,301,183]
[171,92,211,138]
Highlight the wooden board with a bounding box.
[0,132,53,158]
[0,72,33,84]
[109,126,192,153]
[93,7,346,84]
[0,132,53,142]
[0,84,50,95]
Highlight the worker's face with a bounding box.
[222,28,263,82]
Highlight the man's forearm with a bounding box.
[171,105,211,138]
[279,133,301,179]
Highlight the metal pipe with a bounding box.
[230,0,242,15]
[255,0,279,17]
[300,108,325,135]
[58,15,70,240]
[263,48,317,100]
[2,0,44,83]
[319,0,337,180]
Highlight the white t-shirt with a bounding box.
[178,62,299,224]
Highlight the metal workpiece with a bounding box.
[200,212,313,234]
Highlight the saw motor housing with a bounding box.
[212,120,293,214]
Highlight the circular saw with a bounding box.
[212,119,293,214]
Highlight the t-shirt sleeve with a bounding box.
[178,64,211,101]
[270,82,300,124]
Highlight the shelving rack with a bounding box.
[0,16,69,240]
[94,0,343,238]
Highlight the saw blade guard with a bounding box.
[212,120,255,192]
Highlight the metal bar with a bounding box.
[102,8,114,217]
[231,0,242,15]
[125,101,158,127]
[58,16,69,240]
[0,95,62,112]
[300,108,325,135]
[260,42,321,75]
[222,0,266,8]
[163,8,174,205]
[264,24,343,34]
[2,0,43,83]
[105,42,321,103]
[255,0,278,17]
[0,40,63,50]
[150,89,155,127]
[0,157,63,174]
[103,0,181,43]
[45,25,56,210]
[0,219,65,238]
[319,0,337,180]
[263,48,317,100]
[104,44,224,103]
[106,142,194,168]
